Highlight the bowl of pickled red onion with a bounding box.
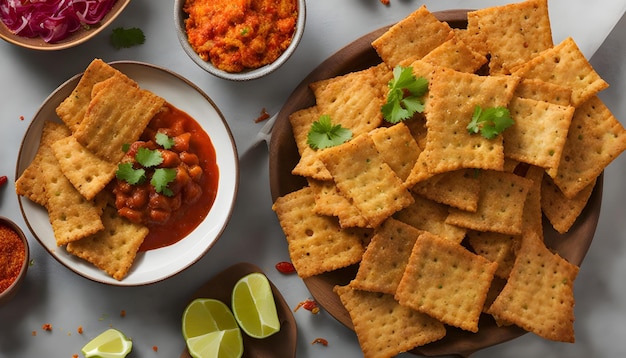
[0,0,130,50]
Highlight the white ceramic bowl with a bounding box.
[174,0,306,81]
[16,61,239,286]
[0,0,130,51]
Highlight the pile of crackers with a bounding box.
[16,59,164,281]
[272,0,626,356]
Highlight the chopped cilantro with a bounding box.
[122,143,130,153]
[155,132,175,150]
[151,168,177,197]
[466,105,514,139]
[307,115,352,149]
[135,147,163,167]
[110,27,145,49]
[381,66,428,123]
[116,162,145,185]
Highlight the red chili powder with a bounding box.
[0,224,25,293]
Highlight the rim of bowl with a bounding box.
[174,0,306,81]
[0,0,131,51]
[0,216,29,302]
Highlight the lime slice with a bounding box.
[182,298,243,358]
[231,272,280,339]
[81,328,132,358]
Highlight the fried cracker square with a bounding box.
[16,121,72,207]
[51,136,118,201]
[66,205,149,281]
[74,74,165,163]
[369,122,421,181]
[395,232,498,332]
[470,0,553,75]
[513,37,608,107]
[371,5,453,68]
[541,174,596,234]
[308,179,369,228]
[467,230,518,279]
[56,59,127,132]
[291,147,332,180]
[350,218,423,295]
[547,96,626,198]
[514,78,572,106]
[487,232,579,342]
[394,193,467,244]
[504,97,574,170]
[309,65,386,137]
[334,285,446,358]
[318,134,414,228]
[410,169,481,212]
[446,170,532,235]
[421,37,487,73]
[272,187,366,278]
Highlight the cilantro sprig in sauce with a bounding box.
[382,66,428,123]
[116,133,177,196]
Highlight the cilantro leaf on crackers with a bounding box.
[382,66,428,123]
[307,115,353,149]
[467,105,514,139]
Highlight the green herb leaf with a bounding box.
[155,132,175,149]
[151,168,177,197]
[307,115,353,149]
[110,27,145,49]
[116,162,146,185]
[466,105,514,139]
[382,66,428,123]
[135,147,163,168]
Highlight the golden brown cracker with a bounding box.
[504,96,574,170]
[308,179,370,228]
[350,218,423,295]
[288,106,320,155]
[51,136,118,201]
[487,232,579,342]
[513,37,608,107]
[467,230,517,279]
[421,37,487,73]
[74,74,165,163]
[548,96,626,198]
[334,285,446,358]
[419,67,519,176]
[542,174,596,234]
[395,231,498,332]
[470,0,553,74]
[371,5,453,68]
[394,193,467,244]
[318,134,414,228]
[272,187,366,278]
[410,169,481,212]
[369,122,421,181]
[446,170,532,235]
[291,147,332,180]
[514,78,572,106]
[309,65,386,137]
[66,205,149,281]
[16,121,72,207]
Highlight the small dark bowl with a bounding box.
[0,216,29,305]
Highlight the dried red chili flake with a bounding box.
[120,310,126,317]
[0,176,7,187]
[42,323,52,331]
[294,298,319,314]
[19,115,24,121]
[77,326,83,334]
[72,354,79,358]
[275,261,296,274]
[152,346,158,352]
[31,331,37,336]
[255,107,271,123]
[311,337,328,346]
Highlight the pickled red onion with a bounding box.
[0,0,117,43]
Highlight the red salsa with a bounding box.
[112,103,219,251]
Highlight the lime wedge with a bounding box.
[81,328,132,358]
[182,298,243,358]
[231,272,280,339]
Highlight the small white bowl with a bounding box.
[174,0,306,81]
[0,216,29,305]
[0,0,130,51]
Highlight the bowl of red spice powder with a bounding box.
[175,0,306,81]
[0,216,29,305]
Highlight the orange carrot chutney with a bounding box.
[183,0,298,73]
